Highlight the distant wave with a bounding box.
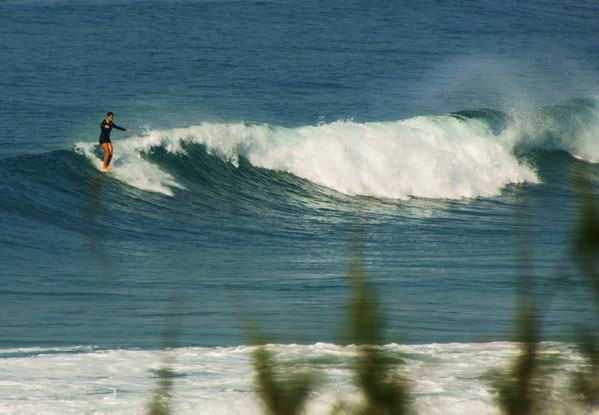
[72,98,599,199]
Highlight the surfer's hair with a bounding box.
[106,112,114,117]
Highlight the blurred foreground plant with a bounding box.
[147,298,183,415]
[493,303,548,415]
[569,165,599,409]
[240,308,318,415]
[252,342,318,415]
[332,222,412,415]
[492,188,552,415]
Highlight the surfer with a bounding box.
[99,112,132,172]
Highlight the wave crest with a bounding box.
[74,98,599,199]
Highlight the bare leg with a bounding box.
[101,143,113,171]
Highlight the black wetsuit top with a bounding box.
[99,119,126,144]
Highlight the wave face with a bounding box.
[3,98,597,349]
[73,98,599,200]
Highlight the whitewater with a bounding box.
[0,342,592,415]
[75,99,599,200]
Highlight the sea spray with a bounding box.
[507,98,599,162]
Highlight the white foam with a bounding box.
[0,342,590,415]
[75,138,184,196]
[132,116,538,200]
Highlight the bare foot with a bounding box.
[102,166,112,172]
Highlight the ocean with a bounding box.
[1,0,599,413]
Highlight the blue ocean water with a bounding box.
[1,0,599,412]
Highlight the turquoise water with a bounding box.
[2,0,599,347]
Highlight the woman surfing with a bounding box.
[99,112,132,172]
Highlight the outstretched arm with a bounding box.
[112,123,132,132]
